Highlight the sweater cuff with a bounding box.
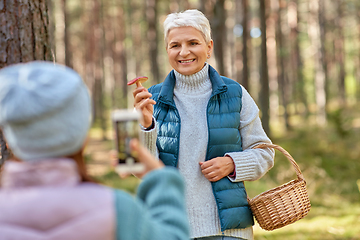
[140,121,159,158]
[225,155,236,181]
[226,151,259,182]
[140,118,155,131]
[140,119,158,158]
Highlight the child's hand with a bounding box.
[109,149,130,178]
[129,139,164,178]
[111,139,163,179]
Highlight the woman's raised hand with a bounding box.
[128,77,156,128]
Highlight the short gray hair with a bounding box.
[163,9,212,45]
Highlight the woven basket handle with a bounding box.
[253,143,305,181]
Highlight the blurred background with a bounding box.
[1,0,360,239]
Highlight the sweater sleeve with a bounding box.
[226,86,275,182]
[114,167,189,240]
[139,118,159,158]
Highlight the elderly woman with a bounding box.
[0,61,189,240]
[133,10,275,240]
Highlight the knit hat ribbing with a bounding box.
[0,61,91,161]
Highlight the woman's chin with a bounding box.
[175,66,202,76]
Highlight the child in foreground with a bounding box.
[0,61,189,240]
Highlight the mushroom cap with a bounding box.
[127,76,148,86]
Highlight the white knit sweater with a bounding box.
[142,63,274,240]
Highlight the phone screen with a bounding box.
[112,109,144,174]
[115,117,138,164]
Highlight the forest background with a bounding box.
[0,0,360,239]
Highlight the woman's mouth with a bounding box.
[178,59,195,64]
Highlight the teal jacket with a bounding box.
[115,168,190,239]
[149,65,254,231]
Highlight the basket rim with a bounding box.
[248,178,307,202]
[247,143,307,202]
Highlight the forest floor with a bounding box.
[84,136,112,177]
[85,107,360,240]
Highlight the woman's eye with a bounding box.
[190,42,198,45]
[170,44,179,48]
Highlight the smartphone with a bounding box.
[112,109,145,174]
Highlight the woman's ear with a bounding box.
[207,40,214,57]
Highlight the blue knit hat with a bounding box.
[0,61,91,161]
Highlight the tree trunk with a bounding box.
[318,0,329,112]
[119,0,128,108]
[292,0,308,117]
[234,0,242,83]
[267,0,280,127]
[62,0,72,67]
[0,0,52,67]
[198,0,206,14]
[241,0,250,90]
[99,0,107,140]
[146,0,160,84]
[82,0,95,118]
[85,0,106,139]
[198,0,212,16]
[130,0,144,77]
[276,0,290,130]
[212,0,226,76]
[259,0,271,136]
[169,0,179,12]
[111,0,128,109]
[179,0,190,11]
[87,0,107,140]
[336,0,346,107]
[357,1,360,101]
[309,0,326,125]
[0,0,52,164]
[48,0,56,60]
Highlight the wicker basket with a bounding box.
[247,143,311,231]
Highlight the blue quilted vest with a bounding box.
[148,66,254,231]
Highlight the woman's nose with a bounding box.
[179,46,190,57]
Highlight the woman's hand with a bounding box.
[199,156,235,182]
[132,82,156,128]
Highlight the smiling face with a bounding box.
[166,26,213,76]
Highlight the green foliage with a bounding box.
[327,108,352,138]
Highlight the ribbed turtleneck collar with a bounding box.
[174,63,211,94]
